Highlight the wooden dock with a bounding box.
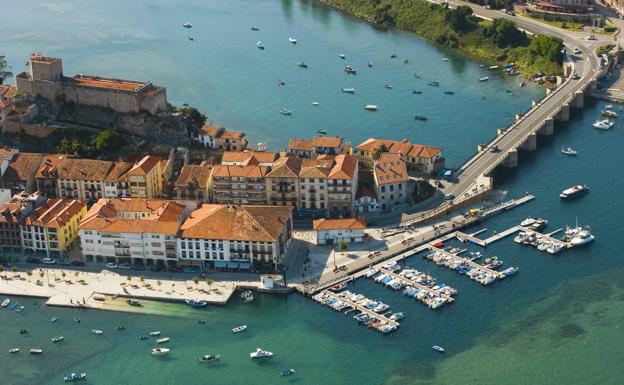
[377,268,455,304]
[425,245,506,279]
[455,224,567,248]
[322,290,400,328]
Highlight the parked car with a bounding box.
[105,262,118,269]
[573,47,582,55]
[484,4,491,9]
[71,260,85,266]
[42,258,56,265]
[588,35,597,41]
[507,10,515,16]
[57,260,72,266]
[26,256,42,264]
[489,145,501,153]
[444,193,455,201]
[572,73,580,80]
[500,8,507,13]
[118,263,132,270]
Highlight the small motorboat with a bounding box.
[593,119,614,130]
[9,348,20,353]
[561,147,577,156]
[479,77,489,82]
[412,90,422,95]
[150,331,161,336]
[10,303,17,310]
[256,41,265,50]
[140,336,150,341]
[51,317,58,323]
[414,115,429,121]
[30,348,43,355]
[156,337,170,344]
[317,129,326,135]
[185,299,208,308]
[277,79,285,86]
[601,110,617,118]
[16,305,25,313]
[151,348,170,356]
[19,329,28,334]
[502,267,519,276]
[432,345,445,353]
[364,104,378,111]
[341,88,355,94]
[74,317,80,323]
[442,58,449,61]
[444,91,454,95]
[560,184,589,199]
[117,325,126,331]
[297,61,308,68]
[519,80,525,87]
[312,102,320,107]
[198,319,207,324]
[250,348,273,359]
[390,54,397,59]
[288,37,297,44]
[384,84,392,89]
[250,27,259,31]
[64,372,86,382]
[505,89,513,93]
[182,23,192,28]
[1,298,9,308]
[51,336,64,343]
[389,312,404,321]
[344,65,356,75]
[198,354,221,362]
[605,104,613,109]
[427,81,440,87]
[404,59,409,64]
[330,282,347,292]
[232,325,248,333]
[280,108,292,116]
[91,330,103,335]
[188,37,194,41]
[339,53,345,59]
[127,298,142,307]
[368,61,373,68]
[281,369,296,376]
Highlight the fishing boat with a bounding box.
[63,372,86,382]
[156,337,170,344]
[185,299,208,308]
[364,104,378,111]
[51,336,64,343]
[30,348,43,355]
[344,65,356,75]
[182,23,192,28]
[9,348,19,353]
[505,89,513,93]
[51,317,58,323]
[330,282,347,291]
[593,119,614,130]
[198,354,221,362]
[317,129,326,135]
[250,27,259,31]
[198,319,206,324]
[280,108,292,116]
[281,369,296,376]
[127,298,142,307]
[150,331,161,336]
[312,102,320,107]
[1,298,9,307]
[414,115,429,121]
[91,330,103,335]
[432,345,445,353]
[339,53,345,59]
[250,348,273,359]
[341,88,355,94]
[256,41,265,50]
[384,84,392,89]
[560,184,589,199]
[16,305,24,313]
[288,37,297,44]
[561,147,577,156]
[297,61,308,68]
[601,110,617,117]
[479,77,489,82]
[151,348,170,356]
[232,325,248,333]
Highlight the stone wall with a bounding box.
[2,119,58,138]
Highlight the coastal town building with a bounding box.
[102,161,133,199]
[54,158,119,201]
[0,191,47,253]
[35,154,77,198]
[373,153,409,211]
[0,84,16,128]
[15,56,168,115]
[21,198,87,258]
[175,162,211,201]
[265,157,302,208]
[534,0,590,14]
[288,136,344,158]
[125,155,167,198]
[312,217,367,245]
[177,204,293,271]
[354,185,381,214]
[196,124,248,151]
[356,138,444,176]
[0,151,45,194]
[79,198,190,266]
[221,150,279,167]
[210,164,268,205]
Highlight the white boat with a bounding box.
[156,337,170,344]
[479,77,489,82]
[560,184,589,199]
[520,217,538,227]
[198,354,221,362]
[250,348,273,359]
[389,312,404,321]
[280,108,292,116]
[312,102,320,106]
[605,104,613,109]
[570,228,595,246]
[51,336,64,343]
[546,243,563,254]
[151,348,170,356]
[593,119,614,130]
[339,53,346,59]
[91,330,103,335]
[149,331,161,336]
[51,317,58,323]
[519,80,525,87]
[432,345,445,353]
[365,269,378,278]
[15,305,24,313]
[364,104,378,111]
[1,298,9,308]
[63,372,86,382]
[341,88,355,94]
[288,37,297,44]
[442,58,449,61]
[9,348,19,353]
[601,110,617,118]
[561,147,577,156]
[256,41,265,50]
[30,348,43,355]
[182,23,192,28]
[232,325,248,333]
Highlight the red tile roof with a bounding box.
[313,217,367,230]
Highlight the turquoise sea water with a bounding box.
[2,1,624,384]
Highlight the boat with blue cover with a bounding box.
[281,368,295,376]
[64,372,86,382]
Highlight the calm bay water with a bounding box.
[2,1,624,384]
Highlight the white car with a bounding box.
[573,47,582,55]
[484,4,491,9]
[105,262,118,269]
[500,8,507,13]
[42,258,56,265]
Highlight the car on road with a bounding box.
[588,35,597,40]
[500,8,507,13]
[489,145,501,153]
[105,262,118,269]
[444,193,455,201]
[118,263,132,270]
[42,258,56,265]
[572,73,580,80]
[484,4,491,9]
[26,256,42,264]
[507,10,515,16]
[573,47,582,55]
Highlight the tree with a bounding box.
[61,271,66,278]
[446,5,473,33]
[0,55,12,85]
[11,267,17,273]
[126,275,132,281]
[338,239,348,252]
[140,276,145,282]
[529,35,564,64]
[485,19,525,48]
[373,4,395,27]
[178,106,207,134]
[205,278,214,289]
[27,270,33,277]
[193,277,199,286]
[39,271,44,278]
[0,265,5,273]
[93,128,125,153]
[372,144,389,160]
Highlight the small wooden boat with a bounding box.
[30,348,43,355]
[51,336,64,343]
[317,129,327,135]
[156,337,170,344]
[232,325,248,333]
[412,90,422,95]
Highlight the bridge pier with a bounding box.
[556,104,570,122]
[532,100,539,108]
[502,149,518,168]
[520,133,537,151]
[589,79,598,93]
[539,117,554,135]
[573,91,584,109]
